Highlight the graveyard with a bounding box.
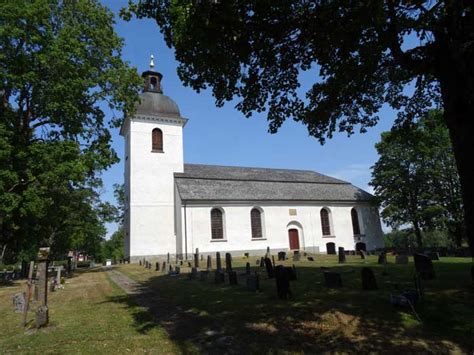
[1,253,473,353]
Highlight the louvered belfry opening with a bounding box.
[320,208,331,236]
[211,208,224,239]
[251,208,262,239]
[152,128,163,151]
[351,208,361,235]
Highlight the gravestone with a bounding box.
[225,253,232,272]
[414,253,435,279]
[293,251,301,262]
[201,254,204,261]
[207,255,212,270]
[395,255,409,265]
[338,247,346,263]
[359,250,366,260]
[429,252,440,261]
[162,261,166,272]
[194,253,199,268]
[244,252,249,258]
[180,260,183,266]
[200,270,209,281]
[264,257,274,279]
[266,246,270,256]
[175,266,180,274]
[156,262,160,271]
[188,261,192,268]
[378,252,387,264]
[216,252,222,271]
[324,271,343,288]
[272,255,276,267]
[190,267,198,279]
[214,270,225,284]
[67,257,72,274]
[228,271,238,285]
[167,252,170,264]
[36,247,50,328]
[245,262,251,275]
[259,257,265,268]
[278,251,286,261]
[13,293,26,313]
[246,273,260,292]
[275,266,292,299]
[307,256,314,262]
[139,260,142,266]
[361,267,377,290]
[169,264,173,272]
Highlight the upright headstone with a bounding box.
[324,271,343,288]
[359,250,366,260]
[56,266,62,289]
[293,250,301,262]
[278,251,286,261]
[188,261,192,268]
[246,273,260,292]
[225,253,232,272]
[207,255,212,270]
[259,257,265,268]
[13,293,26,313]
[156,262,160,271]
[162,261,166,272]
[264,257,274,278]
[201,254,204,261]
[413,253,435,279]
[189,267,198,280]
[395,254,409,265]
[272,255,276,267]
[228,271,238,285]
[307,256,314,262]
[167,252,170,264]
[378,251,387,264]
[36,247,50,328]
[266,246,270,256]
[244,252,249,258]
[275,266,292,299]
[361,267,377,290]
[194,252,199,269]
[175,266,180,274]
[139,260,142,266]
[216,252,222,271]
[338,247,346,264]
[245,262,251,275]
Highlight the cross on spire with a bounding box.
[150,54,155,70]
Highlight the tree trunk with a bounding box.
[413,221,423,250]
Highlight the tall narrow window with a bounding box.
[152,128,163,151]
[320,208,331,236]
[211,208,224,240]
[251,208,263,239]
[351,208,361,235]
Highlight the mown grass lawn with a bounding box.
[116,255,474,353]
[0,267,186,353]
[0,255,472,353]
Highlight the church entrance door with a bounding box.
[288,229,300,250]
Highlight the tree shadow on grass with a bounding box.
[103,259,473,353]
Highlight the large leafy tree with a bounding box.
[124,1,474,256]
[0,0,142,262]
[371,111,463,249]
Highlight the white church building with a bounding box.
[120,63,384,262]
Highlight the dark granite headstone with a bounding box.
[214,270,225,284]
[272,255,276,267]
[189,267,198,280]
[395,255,409,265]
[139,260,142,266]
[225,253,232,272]
[324,271,343,288]
[147,262,151,269]
[338,247,346,264]
[246,262,251,275]
[194,253,199,268]
[246,274,260,292]
[174,266,180,274]
[162,261,166,271]
[259,257,265,268]
[361,267,377,290]
[414,253,435,279]
[278,251,286,261]
[378,252,387,264]
[244,252,249,258]
[264,257,274,278]
[216,252,222,271]
[359,250,366,260]
[180,260,183,266]
[307,256,314,261]
[188,261,192,268]
[275,266,292,299]
[207,255,212,270]
[167,252,170,264]
[228,271,238,285]
[293,250,301,262]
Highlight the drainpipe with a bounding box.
[184,203,188,260]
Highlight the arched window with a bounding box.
[152,128,163,151]
[320,208,331,236]
[150,76,157,89]
[211,208,224,240]
[251,208,263,239]
[351,208,361,235]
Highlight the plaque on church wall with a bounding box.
[289,209,297,216]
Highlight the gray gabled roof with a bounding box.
[175,164,373,202]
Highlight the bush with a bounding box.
[76,261,91,268]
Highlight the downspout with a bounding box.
[184,202,188,260]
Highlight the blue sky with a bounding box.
[101,0,396,237]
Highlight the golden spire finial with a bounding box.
[150,54,155,70]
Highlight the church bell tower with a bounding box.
[120,55,187,261]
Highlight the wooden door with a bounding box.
[288,229,300,250]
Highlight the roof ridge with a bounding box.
[174,174,350,185]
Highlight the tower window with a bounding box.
[152,128,163,152]
[150,76,157,90]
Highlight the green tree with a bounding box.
[371,111,463,249]
[123,1,474,256]
[0,0,141,262]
